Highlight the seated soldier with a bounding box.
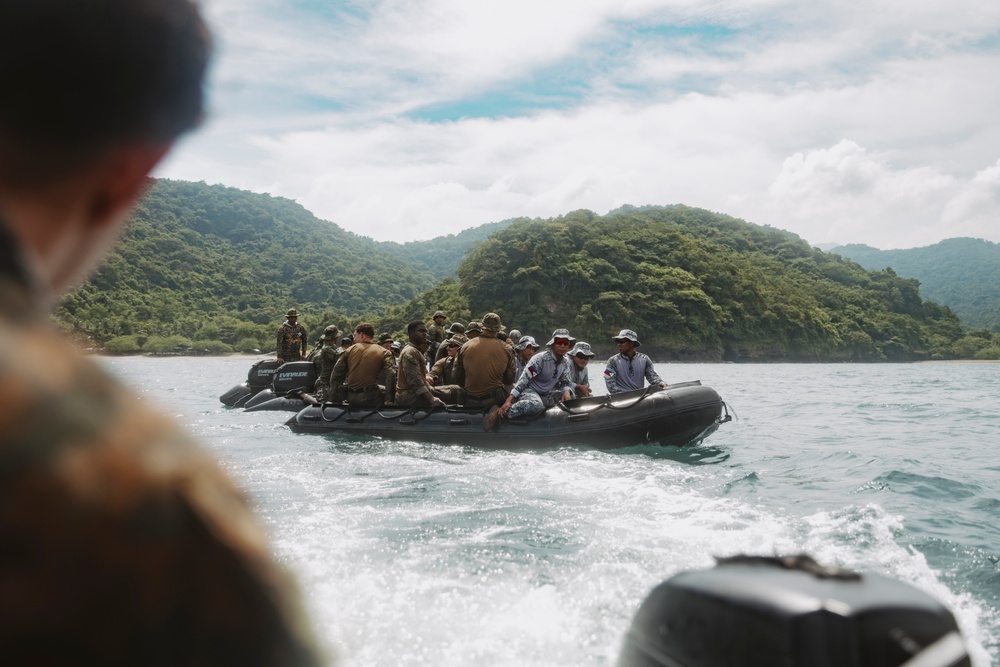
[604,328,666,394]
[514,335,540,379]
[330,322,396,407]
[568,341,596,398]
[433,321,467,364]
[395,321,460,407]
[488,329,576,430]
[430,333,467,386]
[455,313,516,409]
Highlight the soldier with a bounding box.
[604,328,667,394]
[433,321,467,364]
[466,320,483,340]
[395,320,459,407]
[514,335,541,379]
[331,322,396,407]
[276,308,307,364]
[430,333,467,386]
[488,329,576,430]
[0,1,322,664]
[313,324,342,401]
[568,341,596,398]
[455,313,517,410]
[427,310,447,357]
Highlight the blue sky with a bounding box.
[157,0,1000,248]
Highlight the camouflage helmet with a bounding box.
[286,308,299,318]
[481,312,502,332]
[323,324,340,340]
[508,329,522,345]
[467,321,483,334]
[448,322,466,334]
[433,310,446,319]
[341,336,354,346]
[448,333,469,346]
[377,332,394,345]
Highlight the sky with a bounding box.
[156,0,1000,249]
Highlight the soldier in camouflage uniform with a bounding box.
[276,308,308,363]
[427,310,447,358]
[313,324,341,401]
[395,321,459,407]
[0,1,323,664]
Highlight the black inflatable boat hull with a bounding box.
[286,382,727,449]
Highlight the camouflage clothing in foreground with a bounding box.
[314,344,342,401]
[395,343,459,406]
[0,243,323,666]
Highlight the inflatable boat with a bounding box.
[285,381,729,449]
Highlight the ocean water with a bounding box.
[102,356,1000,666]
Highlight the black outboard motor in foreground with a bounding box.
[618,554,969,667]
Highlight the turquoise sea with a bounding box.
[103,356,1000,666]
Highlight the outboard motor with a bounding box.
[270,360,316,396]
[618,554,969,667]
[247,359,281,391]
[220,359,283,407]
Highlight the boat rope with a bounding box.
[318,404,348,423]
[555,386,657,415]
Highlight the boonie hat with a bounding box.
[448,334,468,346]
[433,310,446,319]
[391,341,401,351]
[377,332,394,344]
[323,325,340,340]
[467,321,483,334]
[515,335,539,351]
[448,322,466,335]
[569,341,596,358]
[508,329,522,345]
[546,328,576,346]
[286,308,299,318]
[612,329,640,346]
[482,313,502,332]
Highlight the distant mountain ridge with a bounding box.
[832,238,1000,331]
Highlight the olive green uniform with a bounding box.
[330,341,395,406]
[455,336,516,407]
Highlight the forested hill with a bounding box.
[57,181,993,360]
[57,179,497,351]
[833,238,1000,332]
[452,206,969,361]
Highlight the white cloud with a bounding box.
[156,0,1000,248]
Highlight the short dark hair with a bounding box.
[0,0,212,185]
[407,320,425,336]
[354,322,375,338]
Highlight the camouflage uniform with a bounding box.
[313,326,342,401]
[427,311,447,357]
[395,343,458,407]
[0,232,322,665]
[276,318,307,362]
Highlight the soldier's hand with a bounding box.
[276,358,284,364]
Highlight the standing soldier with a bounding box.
[427,310,447,357]
[313,325,341,401]
[276,308,307,364]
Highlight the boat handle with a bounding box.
[567,413,590,422]
[449,419,471,426]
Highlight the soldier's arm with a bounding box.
[644,354,666,387]
[330,352,348,386]
[604,358,619,394]
[502,347,517,386]
[383,353,396,403]
[454,348,466,388]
